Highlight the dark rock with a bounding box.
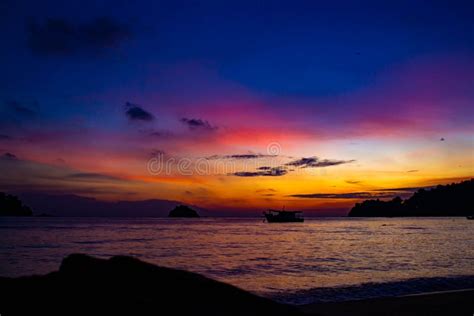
[168,205,200,218]
[0,254,300,315]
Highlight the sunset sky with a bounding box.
[0,0,473,215]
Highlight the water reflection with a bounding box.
[0,217,473,301]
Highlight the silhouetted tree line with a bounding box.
[348,179,474,217]
[0,192,33,216]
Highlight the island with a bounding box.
[348,179,473,217]
[0,192,33,216]
[168,205,200,218]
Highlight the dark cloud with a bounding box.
[230,167,287,177]
[180,118,217,131]
[125,102,154,121]
[256,188,277,193]
[206,153,276,160]
[149,130,172,137]
[286,156,355,168]
[290,186,429,199]
[407,170,419,173]
[149,149,166,157]
[345,180,361,184]
[5,101,37,117]
[257,166,272,170]
[27,17,131,56]
[1,152,17,160]
[0,134,12,140]
[372,186,432,192]
[55,158,66,164]
[138,128,174,138]
[289,192,395,199]
[66,172,121,181]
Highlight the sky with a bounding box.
[0,0,473,215]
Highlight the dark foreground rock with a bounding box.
[0,254,299,316]
[168,204,200,217]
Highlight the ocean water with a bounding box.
[1,217,473,304]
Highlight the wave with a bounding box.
[269,275,474,305]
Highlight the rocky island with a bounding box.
[0,192,32,216]
[349,179,473,217]
[168,205,200,218]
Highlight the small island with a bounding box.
[168,205,200,218]
[349,179,473,217]
[0,192,33,216]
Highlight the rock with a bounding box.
[0,254,300,315]
[168,205,200,218]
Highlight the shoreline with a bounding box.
[300,289,474,315]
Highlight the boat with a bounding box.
[467,216,474,220]
[263,209,304,223]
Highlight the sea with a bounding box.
[1,217,473,304]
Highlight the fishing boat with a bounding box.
[263,209,304,223]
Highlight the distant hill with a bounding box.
[348,179,474,217]
[16,193,196,217]
[0,192,33,216]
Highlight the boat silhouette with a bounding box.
[263,209,304,223]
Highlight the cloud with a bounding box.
[230,167,287,177]
[125,102,154,121]
[345,180,361,184]
[286,156,355,168]
[289,192,395,199]
[149,149,166,158]
[217,154,352,178]
[66,172,122,182]
[180,118,217,131]
[206,153,276,160]
[372,186,432,192]
[0,134,12,140]
[1,152,17,160]
[407,170,419,173]
[5,101,37,117]
[289,186,428,199]
[27,17,131,56]
[256,188,277,193]
[148,130,172,137]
